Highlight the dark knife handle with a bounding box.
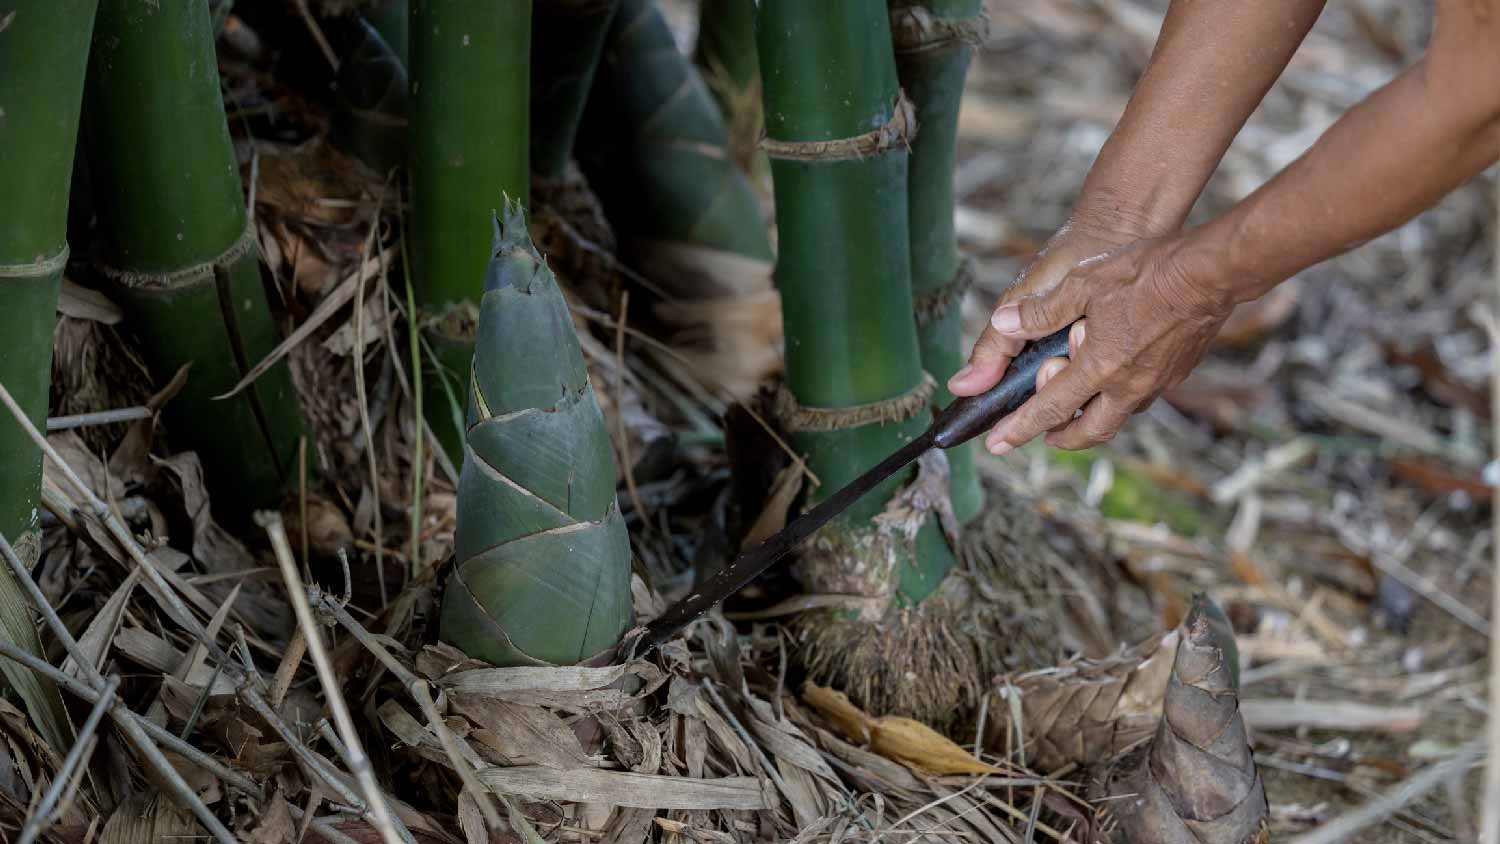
[930,325,1073,449]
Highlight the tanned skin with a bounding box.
[949,0,1500,455]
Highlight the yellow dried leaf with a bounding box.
[802,684,1002,775]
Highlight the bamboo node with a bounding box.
[774,372,936,433]
[889,5,992,54]
[913,255,975,328]
[760,90,917,162]
[96,218,258,289]
[0,244,69,280]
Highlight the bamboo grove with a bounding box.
[0,0,1011,692]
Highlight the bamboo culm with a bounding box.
[756,0,956,603]
[893,0,987,522]
[82,0,307,514]
[0,0,98,756]
[408,0,531,466]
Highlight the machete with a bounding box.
[623,325,1073,659]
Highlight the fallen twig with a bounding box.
[1288,736,1483,844]
[15,674,118,844]
[313,588,511,835]
[262,512,407,844]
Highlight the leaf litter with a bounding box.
[0,1,1491,843]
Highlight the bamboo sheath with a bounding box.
[441,205,631,667]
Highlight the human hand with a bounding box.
[975,236,1235,454]
[948,216,1156,399]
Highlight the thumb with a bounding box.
[990,273,1089,340]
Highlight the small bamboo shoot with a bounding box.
[441,203,631,666]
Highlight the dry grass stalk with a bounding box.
[312,588,510,835]
[1288,736,1483,844]
[15,674,118,844]
[261,512,407,844]
[0,525,236,844]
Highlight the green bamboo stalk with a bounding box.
[82,0,306,513]
[409,0,530,466]
[757,0,955,603]
[532,0,618,181]
[441,203,631,666]
[693,0,762,174]
[0,0,96,755]
[892,0,986,523]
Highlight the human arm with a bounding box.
[949,0,1329,395]
[981,0,1500,453]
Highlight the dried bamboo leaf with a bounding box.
[601,807,657,844]
[113,628,237,696]
[986,631,1178,773]
[62,568,138,680]
[247,791,297,844]
[440,661,661,697]
[474,766,768,810]
[742,695,840,784]
[99,794,201,844]
[802,684,1002,775]
[452,695,592,770]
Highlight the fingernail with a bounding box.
[991,305,1021,334]
[947,365,974,390]
[988,440,1013,457]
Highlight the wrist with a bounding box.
[1168,217,1274,310]
[1067,181,1191,244]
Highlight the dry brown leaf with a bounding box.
[58,278,124,324]
[986,632,1178,773]
[738,463,803,551]
[248,791,297,844]
[98,795,200,844]
[452,695,592,770]
[801,684,1002,775]
[456,789,489,844]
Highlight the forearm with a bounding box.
[1187,25,1500,304]
[1070,0,1327,237]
